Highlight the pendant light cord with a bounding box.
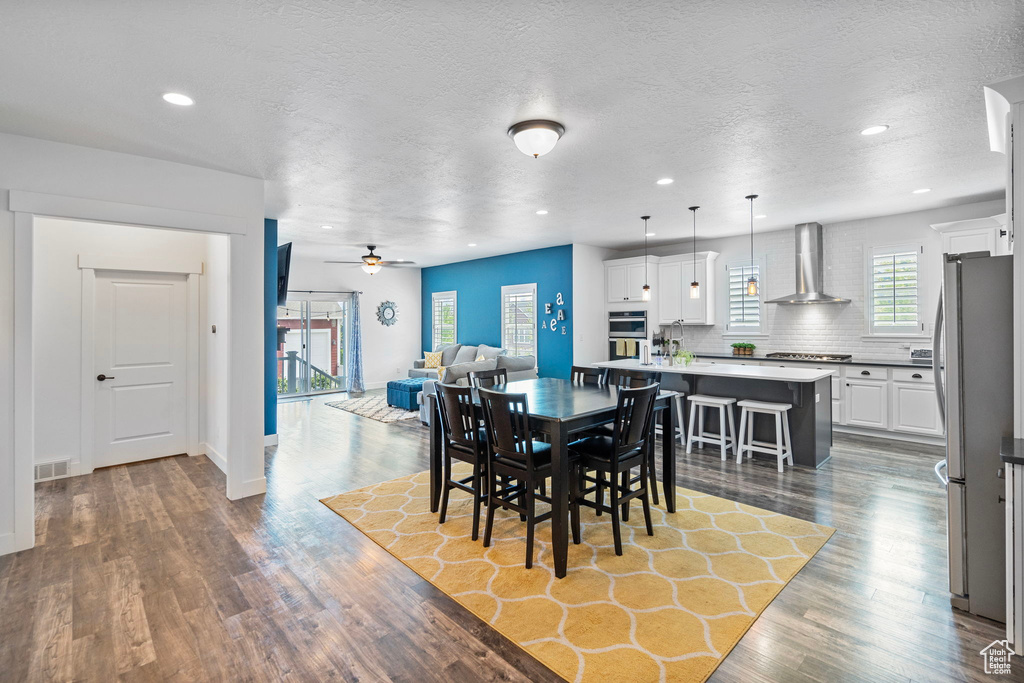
[689,206,699,280]
[745,194,758,268]
[642,216,650,283]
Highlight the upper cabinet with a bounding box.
[931,214,1010,257]
[656,252,718,325]
[606,257,652,302]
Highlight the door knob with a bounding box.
[96,374,115,381]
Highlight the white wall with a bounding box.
[572,244,616,365]
[603,199,1005,361]
[0,131,265,555]
[285,254,422,390]
[203,233,230,471]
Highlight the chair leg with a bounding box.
[698,406,705,449]
[674,395,686,443]
[518,481,527,522]
[685,402,697,454]
[609,471,623,556]
[621,470,630,522]
[726,405,737,457]
[775,412,785,472]
[719,406,727,461]
[782,411,794,465]
[647,445,659,506]
[736,409,746,463]
[570,468,581,545]
[746,411,755,462]
[524,480,536,569]
[439,453,452,524]
[483,471,497,547]
[595,471,605,516]
[471,463,482,541]
[640,458,654,537]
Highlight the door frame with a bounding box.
[80,256,203,474]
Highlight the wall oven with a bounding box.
[609,311,647,360]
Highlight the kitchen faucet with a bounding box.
[667,320,685,365]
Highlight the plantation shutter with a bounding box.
[501,284,537,358]
[431,291,457,348]
[871,248,919,332]
[728,264,761,329]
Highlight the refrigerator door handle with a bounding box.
[948,482,967,597]
[933,287,945,428]
[934,459,948,486]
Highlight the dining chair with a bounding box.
[570,365,608,385]
[468,367,508,389]
[570,383,659,556]
[478,388,580,568]
[435,382,489,541]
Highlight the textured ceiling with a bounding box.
[1,1,1022,266]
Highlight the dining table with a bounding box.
[427,377,678,579]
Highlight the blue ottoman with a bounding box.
[387,378,427,411]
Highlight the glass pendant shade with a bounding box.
[361,263,383,275]
[508,120,565,158]
[747,276,758,297]
[642,284,652,301]
[690,281,700,299]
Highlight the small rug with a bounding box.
[321,466,834,683]
[325,395,419,423]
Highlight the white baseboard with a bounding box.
[833,425,945,447]
[202,442,227,474]
[264,434,278,447]
[227,476,267,500]
[0,532,16,557]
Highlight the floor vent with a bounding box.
[35,460,70,482]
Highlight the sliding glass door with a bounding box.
[276,297,350,396]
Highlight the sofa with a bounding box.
[411,343,539,424]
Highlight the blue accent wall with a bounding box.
[264,218,278,436]
[421,245,573,379]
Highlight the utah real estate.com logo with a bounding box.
[980,639,1016,675]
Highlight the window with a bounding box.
[431,291,457,348]
[869,245,921,335]
[501,283,537,359]
[725,262,763,334]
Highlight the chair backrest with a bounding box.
[477,388,539,468]
[468,367,508,389]
[436,382,482,451]
[571,365,607,385]
[610,383,660,458]
[609,368,661,388]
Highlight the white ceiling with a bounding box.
[1,1,1022,267]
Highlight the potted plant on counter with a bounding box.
[731,342,756,356]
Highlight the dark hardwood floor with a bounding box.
[0,391,1008,682]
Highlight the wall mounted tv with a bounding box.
[277,242,292,307]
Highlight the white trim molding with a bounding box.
[264,434,279,447]
[79,253,204,274]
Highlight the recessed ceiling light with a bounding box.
[536,210,548,215]
[755,214,767,219]
[397,258,405,262]
[656,178,674,185]
[912,188,931,194]
[467,243,477,247]
[860,125,889,136]
[320,224,333,229]
[645,232,656,237]
[162,92,194,106]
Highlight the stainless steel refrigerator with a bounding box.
[934,252,1013,622]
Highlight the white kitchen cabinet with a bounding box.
[606,258,651,303]
[931,214,1010,256]
[657,259,683,322]
[845,378,889,429]
[652,253,718,324]
[891,382,943,435]
[1008,461,1023,651]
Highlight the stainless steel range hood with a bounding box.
[766,222,850,304]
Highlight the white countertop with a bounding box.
[594,358,834,382]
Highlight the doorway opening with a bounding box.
[276,295,352,397]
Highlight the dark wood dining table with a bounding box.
[427,378,678,579]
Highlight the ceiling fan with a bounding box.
[324,245,416,275]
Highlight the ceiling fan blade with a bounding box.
[323,260,366,264]
[379,261,417,266]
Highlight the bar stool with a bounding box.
[736,400,793,472]
[685,395,738,461]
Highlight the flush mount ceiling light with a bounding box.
[689,206,701,299]
[536,210,548,215]
[162,92,194,106]
[320,224,333,229]
[467,243,477,247]
[860,124,889,136]
[645,232,655,237]
[745,194,760,297]
[656,178,674,185]
[641,216,652,302]
[912,188,931,194]
[507,120,564,158]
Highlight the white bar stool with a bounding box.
[685,395,738,461]
[736,400,794,472]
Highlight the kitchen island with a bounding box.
[595,358,834,468]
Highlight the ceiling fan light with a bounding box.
[361,263,383,275]
[508,120,565,158]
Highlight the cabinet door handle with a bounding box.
[860,370,870,376]
[912,373,922,379]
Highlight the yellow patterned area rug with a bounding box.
[321,466,834,683]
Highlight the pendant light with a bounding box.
[745,194,759,297]
[641,215,652,301]
[688,206,700,299]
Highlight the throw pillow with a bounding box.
[476,344,504,360]
[437,366,447,381]
[439,344,462,366]
[453,345,479,364]
[423,351,443,369]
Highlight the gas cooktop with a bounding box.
[764,352,853,362]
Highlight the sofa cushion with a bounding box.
[408,368,435,379]
[453,345,479,364]
[497,355,536,373]
[437,344,462,366]
[476,344,505,360]
[440,358,498,385]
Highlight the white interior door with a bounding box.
[94,270,188,467]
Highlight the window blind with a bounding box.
[728,264,761,328]
[501,285,536,358]
[431,292,456,348]
[871,249,919,330]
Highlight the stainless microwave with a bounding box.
[608,311,647,338]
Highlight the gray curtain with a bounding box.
[346,292,365,393]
